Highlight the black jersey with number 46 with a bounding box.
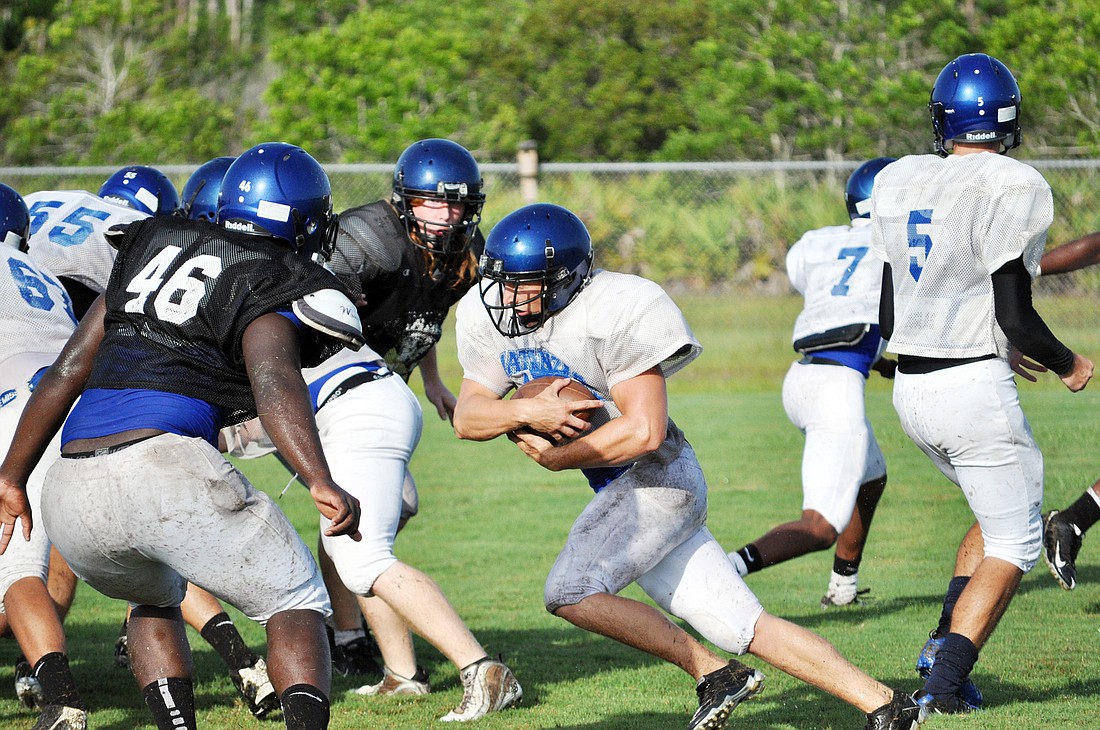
[86,216,363,426]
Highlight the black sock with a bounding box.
[200,612,257,672]
[33,652,84,709]
[936,576,970,636]
[923,632,979,699]
[1061,491,1100,534]
[281,683,330,730]
[736,544,764,574]
[142,677,195,730]
[832,555,860,576]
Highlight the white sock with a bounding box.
[728,551,749,577]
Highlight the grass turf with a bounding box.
[2,292,1098,729]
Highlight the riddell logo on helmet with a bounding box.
[223,220,257,233]
[964,131,999,141]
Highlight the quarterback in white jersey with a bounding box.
[0,185,89,728]
[453,204,924,730]
[728,158,896,610]
[871,53,1092,715]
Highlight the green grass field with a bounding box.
[3,293,1099,729]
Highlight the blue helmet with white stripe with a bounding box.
[929,53,1021,156]
[216,142,336,259]
[98,165,181,216]
[0,184,29,251]
[479,203,593,337]
[844,157,896,220]
[182,156,236,222]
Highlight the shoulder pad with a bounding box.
[104,222,131,250]
[292,289,365,350]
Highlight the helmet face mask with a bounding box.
[216,142,336,261]
[98,165,182,216]
[478,203,593,337]
[929,53,1021,157]
[844,157,897,219]
[391,139,484,255]
[0,184,29,252]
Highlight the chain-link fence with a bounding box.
[4,159,1099,297]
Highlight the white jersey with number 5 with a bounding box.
[787,218,881,343]
[869,153,1051,359]
[24,190,147,293]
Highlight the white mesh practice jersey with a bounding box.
[870,153,1051,359]
[0,247,77,390]
[24,190,147,293]
[787,218,881,343]
[456,269,701,464]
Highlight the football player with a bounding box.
[0,183,88,729]
[870,53,1093,714]
[452,203,924,730]
[1035,230,1100,591]
[23,165,178,319]
[728,158,897,608]
[28,160,281,718]
[0,142,365,730]
[224,139,523,721]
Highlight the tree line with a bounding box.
[2,0,1098,166]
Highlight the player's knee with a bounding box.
[804,511,840,549]
[983,532,1040,572]
[545,578,604,615]
[683,604,761,655]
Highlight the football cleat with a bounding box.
[820,571,871,609]
[865,689,926,730]
[229,657,280,718]
[114,621,131,670]
[689,660,765,730]
[439,657,522,722]
[31,703,87,730]
[331,633,383,679]
[915,631,983,709]
[1043,510,1083,591]
[15,655,44,709]
[351,665,431,696]
[914,689,975,715]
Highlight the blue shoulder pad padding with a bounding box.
[292,288,365,350]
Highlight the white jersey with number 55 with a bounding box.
[869,152,1051,359]
[24,190,147,293]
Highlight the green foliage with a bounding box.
[2,1,1100,163]
[261,0,493,161]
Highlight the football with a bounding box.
[510,376,598,442]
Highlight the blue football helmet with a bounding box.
[217,142,337,260]
[391,138,485,254]
[929,53,1021,156]
[479,203,593,337]
[844,157,896,219]
[182,156,236,221]
[0,184,30,252]
[98,165,182,216]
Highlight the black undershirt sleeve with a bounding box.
[992,256,1075,376]
[878,262,894,342]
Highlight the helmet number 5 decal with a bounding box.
[125,245,224,323]
[907,209,933,282]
